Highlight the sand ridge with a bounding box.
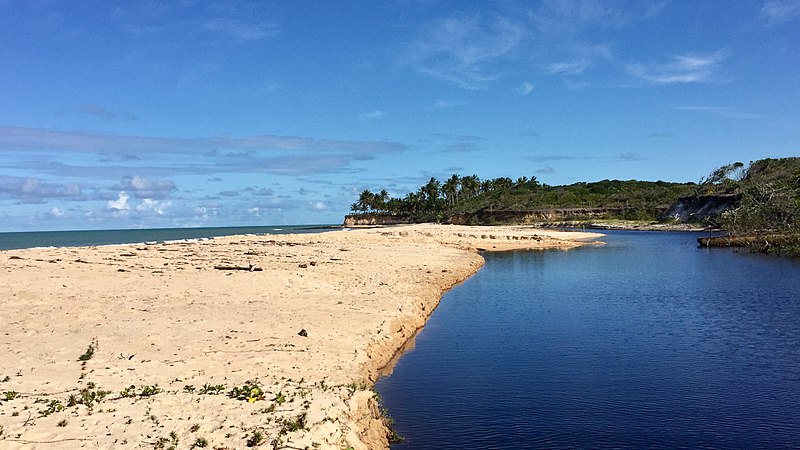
[0,224,602,449]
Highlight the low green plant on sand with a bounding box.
[78,338,98,362]
[198,383,225,395]
[229,381,264,403]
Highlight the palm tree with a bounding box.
[357,189,375,213]
[461,175,480,199]
[442,174,460,206]
[377,189,390,213]
[420,177,442,210]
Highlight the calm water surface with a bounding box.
[376,231,800,449]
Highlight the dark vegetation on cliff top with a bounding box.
[350,157,800,255]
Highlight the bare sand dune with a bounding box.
[0,224,602,449]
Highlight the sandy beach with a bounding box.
[0,224,602,449]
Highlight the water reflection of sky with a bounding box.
[378,230,800,449]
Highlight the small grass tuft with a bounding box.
[245,429,263,447]
[198,383,225,395]
[272,392,286,405]
[78,338,99,362]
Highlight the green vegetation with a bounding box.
[715,158,800,255]
[373,391,403,444]
[245,429,264,447]
[39,399,64,416]
[228,381,264,402]
[350,174,696,223]
[272,391,286,405]
[78,338,98,362]
[198,383,225,395]
[351,157,800,255]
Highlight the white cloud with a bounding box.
[761,0,800,25]
[0,126,405,158]
[433,99,465,109]
[628,50,728,84]
[113,175,176,199]
[519,82,535,95]
[107,191,130,211]
[547,59,591,75]
[531,0,666,33]
[0,176,83,204]
[407,14,526,89]
[0,126,408,179]
[360,110,386,120]
[136,199,170,215]
[49,207,65,218]
[309,201,329,211]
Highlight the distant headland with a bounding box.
[346,157,800,255]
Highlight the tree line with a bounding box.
[350,174,541,219]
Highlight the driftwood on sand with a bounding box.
[213,264,263,271]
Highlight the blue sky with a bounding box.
[1,0,798,231]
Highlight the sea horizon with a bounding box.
[0,224,339,251]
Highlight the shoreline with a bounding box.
[0,224,602,449]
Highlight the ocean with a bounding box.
[0,225,336,251]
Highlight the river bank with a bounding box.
[0,224,602,449]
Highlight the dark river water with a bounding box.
[375,231,800,449]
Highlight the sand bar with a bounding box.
[0,224,602,449]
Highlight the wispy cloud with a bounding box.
[77,104,139,122]
[431,133,485,153]
[111,175,176,199]
[547,59,591,75]
[0,126,405,161]
[0,176,84,204]
[531,0,666,33]
[518,82,535,95]
[528,1,664,83]
[406,14,526,89]
[360,110,386,120]
[433,99,465,109]
[675,105,761,119]
[441,142,480,153]
[203,17,278,43]
[616,151,646,162]
[760,0,800,25]
[628,50,728,84]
